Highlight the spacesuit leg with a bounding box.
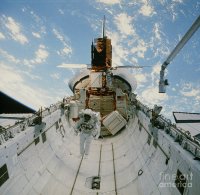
[95,123,100,139]
[80,132,86,155]
[84,134,92,155]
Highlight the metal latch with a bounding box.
[85,176,101,190]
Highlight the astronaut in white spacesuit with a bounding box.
[75,109,100,157]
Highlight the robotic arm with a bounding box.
[159,15,200,93]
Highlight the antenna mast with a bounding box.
[102,16,106,38]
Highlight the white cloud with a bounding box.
[32,32,41,38]
[151,63,161,75]
[96,0,121,5]
[22,7,27,12]
[34,45,49,63]
[170,0,184,21]
[135,73,148,85]
[153,23,161,41]
[114,44,128,63]
[0,48,20,64]
[53,28,64,42]
[177,82,200,106]
[151,62,164,85]
[30,10,41,23]
[23,44,49,67]
[22,8,46,36]
[131,39,147,58]
[64,78,69,85]
[0,63,23,83]
[0,63,53,109]
[180,82,200,97]
[0,32,5,39]
[108,31,128,66]
[59,46,72,56]
[19,70,42,80]
[114,13,135,37]
[181,89,200,97]
[40,26,46,34]
[23,59,32,67]
[3,16,28,44]
[52,28,72,56]
[173,0,183,2]
[172,87,176,91]
[196,96,200,101]
[139,1,155,17]
[140,86,168,106]
[58,9,64,15]
[130,56,138,64]
[50,73,60,80]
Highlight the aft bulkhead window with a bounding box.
[153,139,157,148]
[0,164,9,187]
[42,132,47,143]
[55,121,59,129]
[34,136,40,145]
[175,169,187,195]
[147,134,151,145]
[139,123,142,131]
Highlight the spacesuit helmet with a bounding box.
[84,114,91,122]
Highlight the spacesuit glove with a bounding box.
[74,130,78,136]
[94,134,99,140]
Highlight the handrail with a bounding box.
[96,144,102,195]
[69,155,84,195]
[136,99,200,158]
[112,143,118,195]
[0,100,65,145]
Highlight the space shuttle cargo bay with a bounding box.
[0,103,200,195]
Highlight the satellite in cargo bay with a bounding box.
[59,17,140,134]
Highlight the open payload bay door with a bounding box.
[173,112,200,140]
[0,91,35,114]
